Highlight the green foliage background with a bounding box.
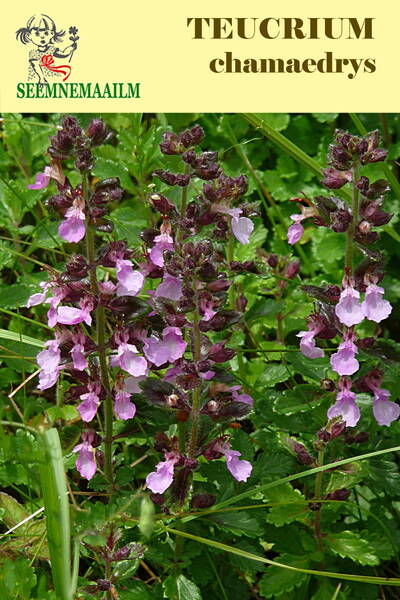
[0,112,399,599]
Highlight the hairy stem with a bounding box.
[314,449,325,552]
[83,175,114,492]
[345,164,360,274]
[188,294,202,459]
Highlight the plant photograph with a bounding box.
[0,112,399,600]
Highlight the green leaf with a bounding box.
[163,574,202,600]
[206,511,264,537]
[0,284,36,309]
[245,298,284,322]
[254,114,290,132]
[110,205,147,247]
[272,385,325,415]
[258,364,290,388]
[259,555,310,598]
[0,558,37,599]
[92,157,135,192]
[326,531,379,566]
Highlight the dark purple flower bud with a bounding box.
[75,149,94,172]
[355,368,383,393]
[190,494,216,509]
[326,488,350,501]
[330,208,352,233]
[196,262,218,282]
[321,168,352,189]
[317,428,331,442]
[328,145,352,169]
[230,260,259,274]
[207,278,231,292]
[91,178,124,205]
[355,176,369,195]
[294,442,314,465]
[361,149,388,165]
[86,119,108,146]
[236,294,247,312]
[285,259,300,279]
[357,336,375,350]
[330,421,346,439]
[150,492,165,506]
[153,170,178,186]
[181,125,205,147]
[320,378,336,392]
[97,580,112,591]
[97,241,131,267]
[208,343,235,363]
[354,231,379,245]
[62,254,89,281]
[160,131,184,155]
[140,228,159,245]
[113,546,131,561]
[181,149,197,166]
[354,432,369,443]
[267,254,279,268]
[360,199,392,226]
[149,193,177,216]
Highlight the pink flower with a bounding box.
[27,164,65,190]
[73,431,97,480]
[58,199,86,243]
[143,326,187,367]
[146,455,179,493]
[218,445,252,482]
[71,330,88,371]
[200,298,216,322]
[37,339,62,390]
[231,216,254,245]
[124,375,147,394]
[287,215,305,245]
[335,284,364,327]
[110,336,148,377]
[211,205,254,245]
[56,298,94,327]
[78,382,101,422]
[230,386,254,406]
[372,387,400,426]
[26,281,51,307]
[155,274,183,301]
[114,390,136,420]
[149,232,174,267]
[116,259,144,297]
[330,332,359,376]
[362,284,392,323]
[327,379,360,427]
[297,323,325,359]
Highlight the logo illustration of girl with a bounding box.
[16,14,79,83]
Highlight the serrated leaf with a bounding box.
[272,385,325,415]
[92,157,135,192]
[207,511,264,537]
[254,114,290,132]
[259,554,309,598]
[326,531,379,566]
[163,574,202,600]
[258,364,290,388]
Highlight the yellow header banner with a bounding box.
[0,0,397,112]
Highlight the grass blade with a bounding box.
[38,428,72,600]
[0,328,44,348]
